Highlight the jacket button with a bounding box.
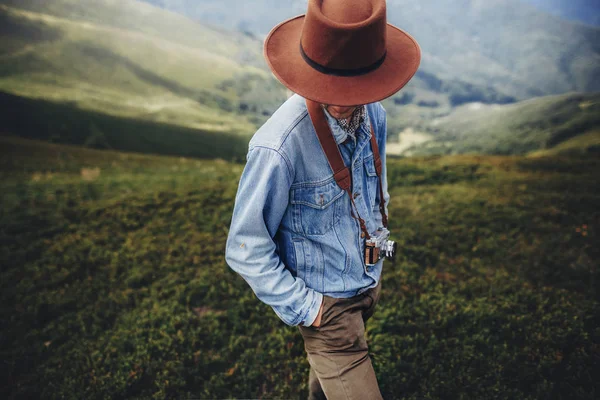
[353,192,359,199]
[361,232,365,238]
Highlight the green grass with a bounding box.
[529,129,600,157]
[1,136,598,399]
[0,2,287,136]
[0,92,248,161]
[5,0,598,161]
[401,92,600,156]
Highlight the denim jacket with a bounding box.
[225,94,390,327]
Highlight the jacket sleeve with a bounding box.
[224,145,323,327]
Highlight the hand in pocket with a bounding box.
[311,299,326,328]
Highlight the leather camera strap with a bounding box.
[305,99,388,240]
[369,116,389,228]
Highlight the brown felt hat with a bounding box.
[264,0,421,106]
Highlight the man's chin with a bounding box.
[324,105,359,119]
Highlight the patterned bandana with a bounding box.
[331,105,367,145]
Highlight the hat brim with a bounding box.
[264,15,421,106]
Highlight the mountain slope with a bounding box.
[2,0,598,160]
[0,0,287,135]
[391,92,600,156]
[528,129,600,157]
[388,0,600,99]
[141,0,600,100]
[0,92,249,161]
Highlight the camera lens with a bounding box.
[384,240,397,259]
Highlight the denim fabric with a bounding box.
[224,94,390,327]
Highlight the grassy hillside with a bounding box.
[390,92,600,156]
[1,136,598,399]
[387,0,600,98]
[0,1,287,135]
[0,92,248,161]
[1,0,598,162]
[6,0,598,162]
[141,0,600,99]
[529,129,600,157]
[133,0,600,151]
[0,0,461,144]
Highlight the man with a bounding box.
[224,0,420,398]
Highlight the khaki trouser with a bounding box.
[297,279,383,400]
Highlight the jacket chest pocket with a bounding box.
[363,155,380,212]
[291,179,345,236]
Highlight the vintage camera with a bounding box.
[365,227,397,267]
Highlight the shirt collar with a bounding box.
[322,105,370,145]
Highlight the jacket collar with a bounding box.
[322,105,371,145]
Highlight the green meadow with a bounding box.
[384,93,600,157]
[0,2,287,137]
[1,1,599,398]
[0,92,248,161]
[1,136,597,399]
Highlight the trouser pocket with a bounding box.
[298,293,370,350]
[312,294,335,330]
[363,279,382,322]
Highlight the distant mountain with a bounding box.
[140,0,600,100]
[389,92,600,156]
[0,0,524,138]
[1,0,598,160]
[522,0,600,26]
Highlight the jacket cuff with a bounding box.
[301,291,324,327]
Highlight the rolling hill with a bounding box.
[1,0,599,160]
[141,0,600,100]
[387,92,600,156]
[0,0,287,137]
[0,92,249,161]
